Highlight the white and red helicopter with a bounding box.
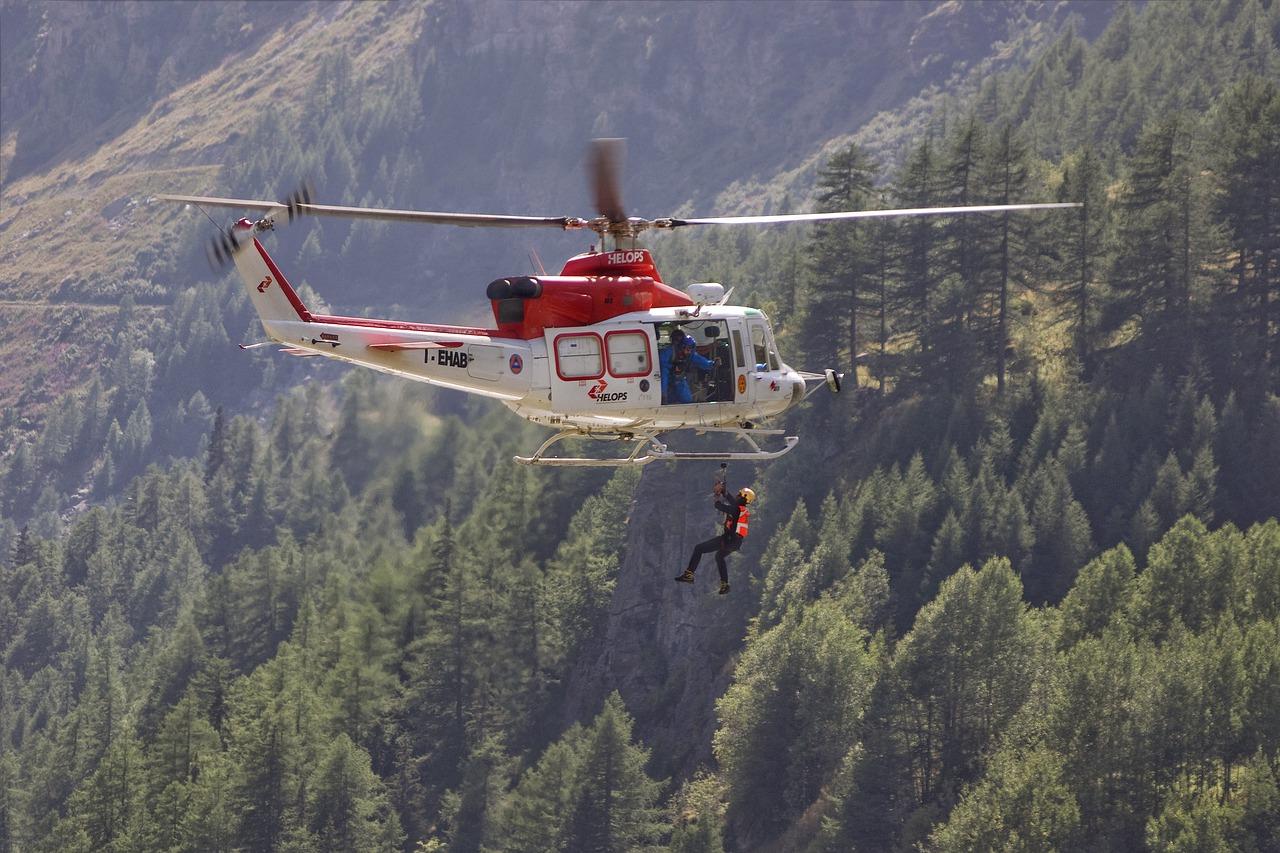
[162,141,1076,466]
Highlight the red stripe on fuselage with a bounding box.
[254,239,312,321]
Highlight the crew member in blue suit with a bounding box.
[659,330,714,404]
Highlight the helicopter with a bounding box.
[161,141,1077,466]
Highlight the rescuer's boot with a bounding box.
[674,570,695,584]
[719,581,731,595]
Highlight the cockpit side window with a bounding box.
[751,324,768,369]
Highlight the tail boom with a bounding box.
[264,316,535,401]
[230,226,535,401]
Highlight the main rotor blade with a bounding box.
[667,201,1081,227]
[588,138,627,223]
[157,194,577,229]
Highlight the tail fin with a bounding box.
[229,224,311,329]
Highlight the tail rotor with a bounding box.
[206,224,247,270]
[201,181,314,270]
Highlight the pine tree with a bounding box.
[494,726,586,852]
[1131,516,1217,640]
[565,693,664,853]
[1058,545,1135,647]
[799,143,880,377]
[929,747,1082,852]
[716,601,873,842]
[1212,75,1280,370]
[1106,116,1210,366]
[981,122,1035,395]
[1025,461,1095,604]
[439,735,509,853]
[308,734,399,853]
[892,558,1037,805]
[668,772,726,853]
[205,406,227,482]
[146,689,219,794]
[893,137,941,381]
[933,116,990,391]
[925,511,967,602]
[180,755,240,853]
[1053,147,1109,366]
[330,378,376,494]
[66,732,147,851]
[0,751,18,853]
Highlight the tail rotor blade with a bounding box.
[588,138,626,223]
[206,225,246,271]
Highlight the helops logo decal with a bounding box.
[257,276,273,293]
[587,379,627,403]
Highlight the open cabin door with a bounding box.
[546,325,661,412]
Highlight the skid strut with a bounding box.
[513,428,799,467]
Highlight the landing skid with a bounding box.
[513,427,799,467]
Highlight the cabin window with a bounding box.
[554,333,604,380]
[605,330,651,377]
[731,329,745,368]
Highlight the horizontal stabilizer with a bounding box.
[239,341,320,357]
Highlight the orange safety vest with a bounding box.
[732,507,749,538]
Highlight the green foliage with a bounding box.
[668,772,726,853]
[927,747,1081,852]
[487,694,665,853]
[1058,544,1135,647]
[2,2,1279,851]
[715,598,874,842]
[893,559,1039,806]
[564,693,665,852]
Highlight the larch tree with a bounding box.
[565,693,664,853]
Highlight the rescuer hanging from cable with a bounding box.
[675,480,754,594]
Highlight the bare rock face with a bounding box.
[562,459,757,778]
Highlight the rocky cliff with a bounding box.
[563,457,763,777]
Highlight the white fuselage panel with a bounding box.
[266,307,803,433]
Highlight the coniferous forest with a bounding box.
[1,1,1279,850]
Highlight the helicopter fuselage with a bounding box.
[263,305,803,432]
[242,236,804,434]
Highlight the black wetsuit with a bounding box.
[685,498,746,583]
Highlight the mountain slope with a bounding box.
[1,1,1104,419]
